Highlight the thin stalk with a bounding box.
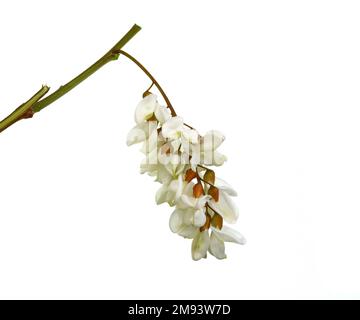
[117,50,195,129]
[116,50,177,117]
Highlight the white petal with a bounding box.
[165,178,183,205]
[191,231,210,261]
[135,94,159,124]
[168,178,180,193]
[164,154,181,176]
[180,139,191,155]
[140,162,157,175]
[190,157,200,171]
[126,126,146,146]
[155,185,168,205]
[212,225,246,245]
[182,127,199,144]
[169,209,184,233]
[162,116,184,140]
[178,225,199,239]
[183,181,195,197]
[202,130,225,150]
[196,195,211,209]
[175,175,184,200]
[193,209,206,227]
[155,166,172,184]
[140,149,158,174]
[140,147,158,174]
[182,208,195,225]
[155,105,171,124]
[209,231,227,259]
[209,191,239,223]
[139,130,158,154]
[127,121,157,146]
[180,194,197,208]
[175,163,186,177]
[169,139,181,152]
[215,178,238,197]
[190,144,201,169]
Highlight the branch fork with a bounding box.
[0,24,141,133]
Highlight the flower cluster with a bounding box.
[127,94,246,260]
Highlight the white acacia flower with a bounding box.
[199,171,238,197]
[161,116,184,140]
[154,105,171,124]
[127,121,157,146]
[177,181,210,210]
[127,95,245,261]
[192,226,246,261]
[192,230,211,260]
[156,175,184,206]
[212,225,247,245]
[208,226,247,260]
[169,207,207,232]
[214,177,238,197]
[141,155,184,185]
[135,94,160,124]
[169,208,199,239]
[188,131,227,169]
[208,190,239,224]
[160,153,184,175]
[181,126,199,144]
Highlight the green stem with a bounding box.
[33,24,141,113]
[0,86,50,133]
[0,24,141,133]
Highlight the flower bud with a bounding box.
[193,182,204,198]
[200,213,211,232]
[208,185,219,202]
[142,91,152,98]
[185,168,197,182]
[211,213,223,230]
[203,169,215,184]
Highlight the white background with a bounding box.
[0,0,360,299]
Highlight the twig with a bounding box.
[0,24,141,134]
